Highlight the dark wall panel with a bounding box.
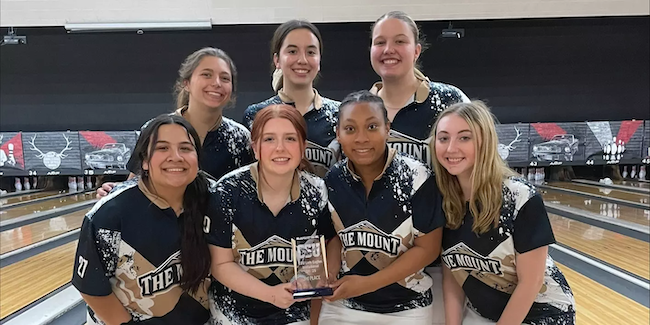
[1,16,648,131]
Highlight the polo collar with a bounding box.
[249,162,301,203]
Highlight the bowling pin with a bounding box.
[77,176,84,191]
[86,176,92,189]
[623,166,629,178]
[14,177,22,191]
[68,176,77,192]
[541,167,546,181]
[32,177,37,189]
[527,168,534,182]
[23,177,30,190]
[631,166,637,179]
[639,166,646,180]
[7,143,16,165]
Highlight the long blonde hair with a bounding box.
[429,101,515,234]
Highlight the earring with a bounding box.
[143,169,149,177]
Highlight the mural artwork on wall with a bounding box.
[641,121,650,164]
[496,123,530,164]
[0,132,25,176]
[584,120,644,163]
[529,122,586,164]
[79,131,137,175]
[22,131,82,175]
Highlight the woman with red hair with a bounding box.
[205,104,336,324]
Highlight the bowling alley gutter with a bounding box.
[540,184,650,210]
[0,189,96,211]
[572,179,650,195]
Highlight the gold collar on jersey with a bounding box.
[249,162,301,203]
[138,179,171,210]
[175,106,223,132]
[346,147,397,181]
[370,71,431,104]
[278,89,324,111]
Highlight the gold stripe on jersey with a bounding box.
[233,228,295,282]
[112,240,209,319]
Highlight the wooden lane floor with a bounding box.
[0,240,77,319]
[616,180,650,189]
[550,214,649,280]
[542,190,650,227]
[0,190,62,206]
[547,181,649,205]
[0,192,96,222]
[556,262,649,324]
[0,209,87,255]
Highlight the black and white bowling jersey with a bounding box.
[441,177,575,324]
[370,77,469,168]
[243,89,340,176]
[72,178,213,325]
[206,163,336,324]
[127,107,254,180]
[324,149,445,313]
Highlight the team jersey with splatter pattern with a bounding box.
[243,91,340,177]
[71,178,213,325]
[441,177,576,324]
[324,149,445,313]
[370,79,469,168]
[206,163,336,324]
[127,112,254,180]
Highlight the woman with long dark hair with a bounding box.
[73,114,214,325]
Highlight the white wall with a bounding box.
[1,0,649,27]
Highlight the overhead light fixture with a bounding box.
[1,27,27,46]
[64,20,212,33]
[441,22,464,39]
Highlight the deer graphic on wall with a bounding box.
[29,134,72,170]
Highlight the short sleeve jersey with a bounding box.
[243,89,340,177]
[370,78,469,168]
[71,178,213,325]
[324,149,445,313]
[441,177,576,324]
[206,163,336,324]
[127,108,254,180]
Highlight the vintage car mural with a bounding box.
[532,134,579,161]
[84,143,131,169]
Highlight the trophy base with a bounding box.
[292,287,333,299]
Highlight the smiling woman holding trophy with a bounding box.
[320,91,444,324]
[205,104,336,325]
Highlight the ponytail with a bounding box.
[272,69,283,92]
[179,171,212,294]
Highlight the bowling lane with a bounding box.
[0,192,96,222]
[0,190,63,206]
[556,263,649,325]
[0,240,77,319]
[550,214,649,280]
[547,181,649,205]
[542,191,650,227]
[0,209,87,254]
